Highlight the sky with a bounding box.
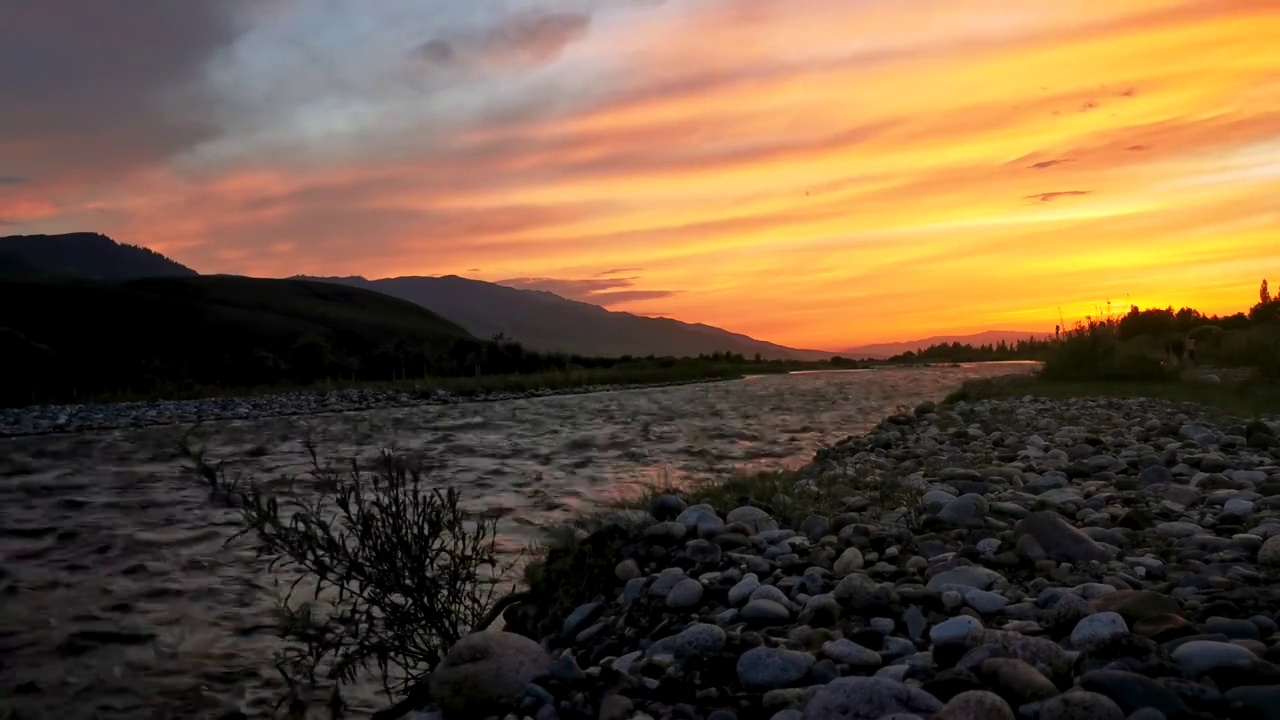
[2,0,1278,350]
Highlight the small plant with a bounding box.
[180,434,506,716]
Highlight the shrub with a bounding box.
[180,438,505,715]
[1041,319,1175,382]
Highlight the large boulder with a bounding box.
[429,630,551,718]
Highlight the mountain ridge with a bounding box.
[0,232,196,279]
[298,274,835,361]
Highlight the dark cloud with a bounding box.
[1028,159,1073,170]
[0,177,27,185]
[1120,87,1137,97]
[498,276,677,306]
[597,267,645,276]
[1025,190,1092,203]
[0,1,258,177]
[413,10,591,74]
[416,38,458,67]
[1127,144,1152,151]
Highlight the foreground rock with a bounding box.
[410,396,1280,719]
[428,630,553,718]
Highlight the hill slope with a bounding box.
[305,275,833,360]
[841,330,1051,359]
[0,275,475,403]
[0,232,197,279]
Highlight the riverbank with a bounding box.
[419,393,1280,720]
[0,366,1040,720]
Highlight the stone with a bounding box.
[563,602,604,638]
[930,616,983,645]
[1091,590,1181,623]
[551,653,586,683]
[926,566,1003,591]
[1038,691,1125,720]
[685,539,722,564]
[822,639,882,668]
[937,494,989,528]
[728,574,761,606]
[935,690,1014,720]
[726,506,779,534]
[1069,612,1128,650]
[834,547,865,574]
[665,578,705,609]
[963,630,1073,680]
[614,558,641,582]
[742,599,791,624]
[737,646,816,691]
[598,694,633,720]
[676,503,720,529]
[978,658,1059,706]
[1139,466,1173,485]
[797,594,842,627]
[648,568,687,597]
[429,630,553,718]
[964,589,1008,614]
[1076,670,1191,718]
[646,622,727,661]
[1259,535,1280,565]
[800,677,943,719]
[1171,640,1259,676]
[1224,685,1280,720]
[800,514,831,540]
[1013,512,1111,563]
[649,493,687,520]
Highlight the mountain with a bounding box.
[0,275,474,404]
[0,232,197,279]
[301,275,834,361]
[840,330,1051,359]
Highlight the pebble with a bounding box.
[930,615,983,645]
[736,647,816,691]
[1069,612,1128,650]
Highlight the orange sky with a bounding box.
[3,0,1279,349]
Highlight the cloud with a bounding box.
[597,267,645,276]
[1024,191,1092,202]
[1127,144,1152,151]
[498,276,678,306]
[0,1,260,180]
[0,177,27,185]
[411,10,591,73]
[1028,159,1073,170]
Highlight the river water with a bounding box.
[0,364,1032,719]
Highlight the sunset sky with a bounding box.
[3,1,1278,349]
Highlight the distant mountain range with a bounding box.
[1,232,1045,362]
[840,330,1051,359]
[299,275,833,361]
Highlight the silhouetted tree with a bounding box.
[1262,279,1272,306]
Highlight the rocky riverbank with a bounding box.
[412,395,1280,720]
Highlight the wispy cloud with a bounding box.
[3,0,1279,347]
[1024,190,1092,203]
[498,275,678,306]
[0,177,26,185]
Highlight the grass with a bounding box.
[946,373,1280,417]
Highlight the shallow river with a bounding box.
[0,364,1031,719]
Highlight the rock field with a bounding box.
[413,395,1280,720]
